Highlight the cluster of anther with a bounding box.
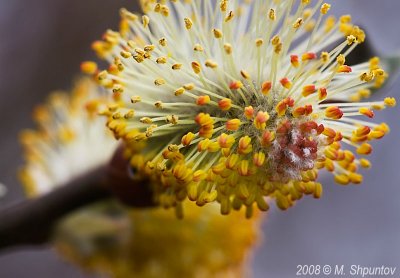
[268,118,323,182]
[217,86,325,183]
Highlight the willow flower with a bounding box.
[19,78,262,278]
[86,0,396,217]
[57,202,261,278]
[19,78,116,196]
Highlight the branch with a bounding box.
[0,147,154,251]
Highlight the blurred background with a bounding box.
[0,0,399,277]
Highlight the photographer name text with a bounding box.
[296,264,396,277]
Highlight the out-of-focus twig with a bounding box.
[0,147,154,251]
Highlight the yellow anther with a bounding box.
[166,115,179,125]
[130,96,141,103]
[293,18,303,29]
[253,152,266,167]
[305,20,316,32]
[174,87,185,96]
[208,142,221,153]
[225,11,234,22]
[182,132,195,146]
[187,184,200,202]
[168,144,180,152]
[359,107,374,118]
[154,78,166,86]
[354,126,371,137]
[237,183,250,200]
[218,133,235,148]
[126,40,136,49]
[357,143,372,155]
[384,97,396,107]
[112,84,124,94]
[359,158,371,169]
[256,196,270,212]
[154,3,161,13]
[244,106,254,119]
[112,112,122,120]
[97,70,108,81]
[160,5,169,17]
[156,56,167,64]
[340,15,352,24]
[370,57,380,70]
[198,139,211,152]
[80,61,98,74]
[320,3,331,14]
[325,106,343,119]
[347,35,356,45]
[193,170,207,182]
[135,48,145,55]
[368,130,385,140]
[325,16,336,32]
[133,54,144,63]
[320,52,329,63]
[183,83,195,90]
[318,87,328,100]
[223,43,233,54]
[172,63,182,70]
[313,183,323,199]
[240,70,250,79]
[254,111,270,130]
[268,9,276,21]
[159,37,167,46]
[280,77,292,89]
[360,72,375,82]
[349,173,363,184]
[302,84,316,97]
[120,8,138,21]
[213,28,223,38]
[220,0,228,12]
[337,54,345,66]
[218,98,232,111]
[335,174,350,185]
[225,154,239,170]
[373,68,385,77]
[142,15,150,28]
[184,18,193,30]
[120,50,132,59]
[238,160,250,176]
[154,101,163,109]
[191,61,201,74]
[205,60,218,68]
[358,89,371,99]
[351,26,366,43]
[238,136,253,155]
[107,104,119,112]
[196,95,210,106]
[324,158,334,172]
[146,124,157,138]
[274,42,282,54]
[275,192,290,210]
[303,8,312,19]
[226,119,241,131]
[271,35,280,46]
[375,123,390,134]
[140,117,153,124]
[194,44,204,52]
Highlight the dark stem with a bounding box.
[0,147,154,251]
[0,166,110,250]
